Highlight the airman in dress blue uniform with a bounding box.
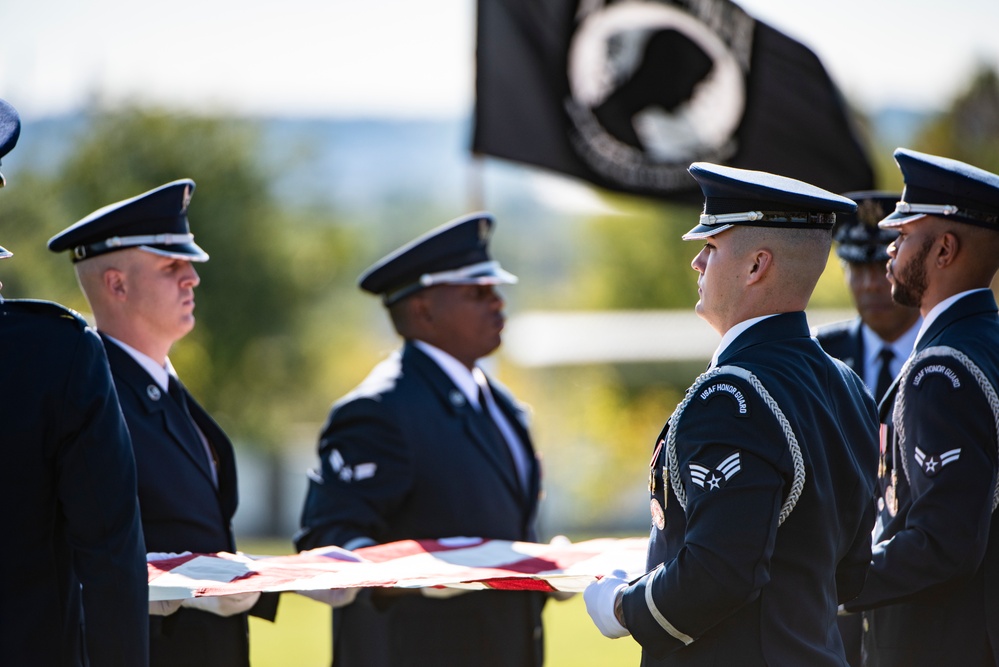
[816,192,921,402]
[0,99,149,666]
[584,163,879,666]
[48,181,277,667]
[296,213,546,666]
[843,149,999,667]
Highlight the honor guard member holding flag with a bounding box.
[815,191,920,667]
[49,180,277,667]
[296,213,546,666]
[0,99,148,666]
[843,150,999,666]
[584,163,879,666]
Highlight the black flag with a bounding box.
[473,0,875,202]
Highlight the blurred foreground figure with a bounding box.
[843,149,999,667]
[297,213,546,666]
[0,98,148,666]
[584,163,878,666]
[49,180,277,667]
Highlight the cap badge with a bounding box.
[857,198,888,226]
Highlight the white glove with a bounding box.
[584,570,630,639]
[147,553,191,615]
[421,586,468,599]
[149,600,182,617]
[181,592,261,617]
[296,588,360,608]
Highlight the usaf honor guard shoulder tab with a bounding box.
[696,376,751,417]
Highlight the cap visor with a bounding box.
[878,212,927,229]
[681,223,734,241]
[139,242,210,262]
[453,266,519,285]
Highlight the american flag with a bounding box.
[148,536,647,601]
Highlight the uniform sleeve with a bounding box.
[849,353,997,609]
[838,496,876,604]
[55,328,148,667]
[621,373,788,658]
[295,396,415,551]
[837,372,879,604]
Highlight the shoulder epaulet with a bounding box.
[1,299,91,330]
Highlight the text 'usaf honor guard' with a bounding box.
[585,163,879,666]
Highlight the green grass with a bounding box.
[243,539,642,667]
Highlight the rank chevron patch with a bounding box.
[690,451,742,491]
[914,446,961,477]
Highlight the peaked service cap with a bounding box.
[48,179,209,263]
[832,191,901,263]
[358,212,517,306]
[683,162,857,240]
[879,148,999,229]
[0,97,22,259]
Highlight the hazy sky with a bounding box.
[2,0,997,119]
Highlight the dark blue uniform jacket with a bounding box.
[1,300,147,667]
[846,290,999,666]
[103,335,276,667]
[623,312,878,666]
[815,317,865,378]
[297,341,545,667]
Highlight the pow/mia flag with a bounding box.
[473,0,874,203]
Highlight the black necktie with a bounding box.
[875,347,895,403]
[477,386,521,490]
[168,375,218,485]
[168,375,194,424]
